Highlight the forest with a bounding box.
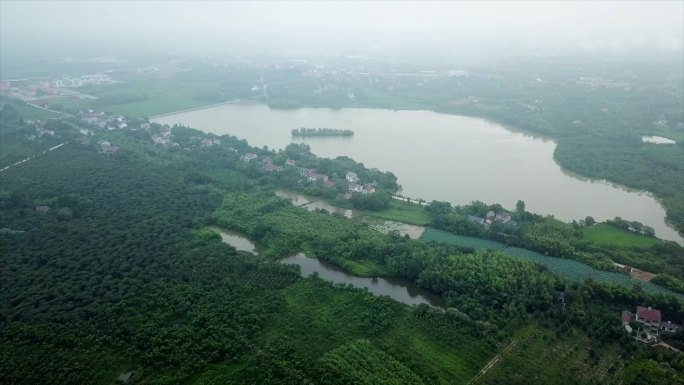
[1,105,684,385]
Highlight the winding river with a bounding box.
[154,103,683,244]
[280,253,445,308]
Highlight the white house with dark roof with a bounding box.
[346,171,359,183]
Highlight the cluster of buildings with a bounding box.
[53,74,113,88]
[239,152,285,173]
[25,120,55,141]
[621,306,680,340]
[151,125,177,147]
[80,110,128,131]
[237,154,378,195]
[98,141,120,156]
[345,171,375,196]
[468,211,517,226]
[1,74,113,102]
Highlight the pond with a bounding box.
[211,227,258,255]
[280,253,445,308]
[275,189,362,219]
[154,103,683,244]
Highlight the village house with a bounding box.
[348,183,363,193]
[635,306,661,332]
[362,185,376,194]
[467,215,486,225]
[81,113,100,124]
[285,159,296,167]
[261,157,283,173]
[152,135,172,146]
[307,170,329,183]
[622,305,682,340]
[240,153,258,163]
[35,206,50,212]
[346,171,359,183]
[495,213,512,223]
[298,167,310,177]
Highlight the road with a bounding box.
[0,142,67,173]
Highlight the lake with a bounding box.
[155,103,683,244]
[280,253,445,308]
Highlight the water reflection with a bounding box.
[280,253,445,308]
[275,189,361,219]
[212,227,258,255]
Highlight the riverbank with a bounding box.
[270,189,682,299]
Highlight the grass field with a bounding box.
[365,200,432,226]
[50,78,221,117]
[13,104,61,120]
[583,223,664,249]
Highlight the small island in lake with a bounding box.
[291,127,354,137]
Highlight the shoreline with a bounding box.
[152,101,683,245]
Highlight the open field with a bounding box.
[365,200,432,226]
[584,223,665,249]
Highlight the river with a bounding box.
[154,103,683,244]
[211,229,445,307]
[280,253,445,308]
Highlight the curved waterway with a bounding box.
[211,227,258,255]
[275,189,362,219]
[281,253,445,308]
[154,103,683,244]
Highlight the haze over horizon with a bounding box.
[1,1,682,61]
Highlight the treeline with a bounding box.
[291,127,354,137]
[606,216,655,237]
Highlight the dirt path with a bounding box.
[467,338,518,385]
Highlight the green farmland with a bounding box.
[583,223,666,249]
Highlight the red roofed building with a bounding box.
[636,306,661,331]
[621,310,633,324]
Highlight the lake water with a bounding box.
[155,103,683,244]
[211,227,258,255]
[280,253,445,307]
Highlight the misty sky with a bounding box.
[1,1,682,57]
